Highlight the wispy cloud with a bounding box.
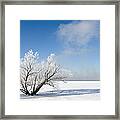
[56,20,100,55]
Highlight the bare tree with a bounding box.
[20,50,72,96]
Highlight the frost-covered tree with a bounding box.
[20,50,72,96]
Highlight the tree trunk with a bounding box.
[30,80,46,96]
[26,91,30,95]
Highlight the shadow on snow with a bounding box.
[20,89,100,99]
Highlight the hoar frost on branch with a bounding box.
[20,50,72,96]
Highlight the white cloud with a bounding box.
[57,20,99,55]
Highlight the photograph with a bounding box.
[1,1,118,118]
[20,20,100,100]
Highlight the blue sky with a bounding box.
[20,20,100,80]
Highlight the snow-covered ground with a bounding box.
[20,81,100,100]
[40,80,100,91]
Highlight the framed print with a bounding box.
[0,0,119,119]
